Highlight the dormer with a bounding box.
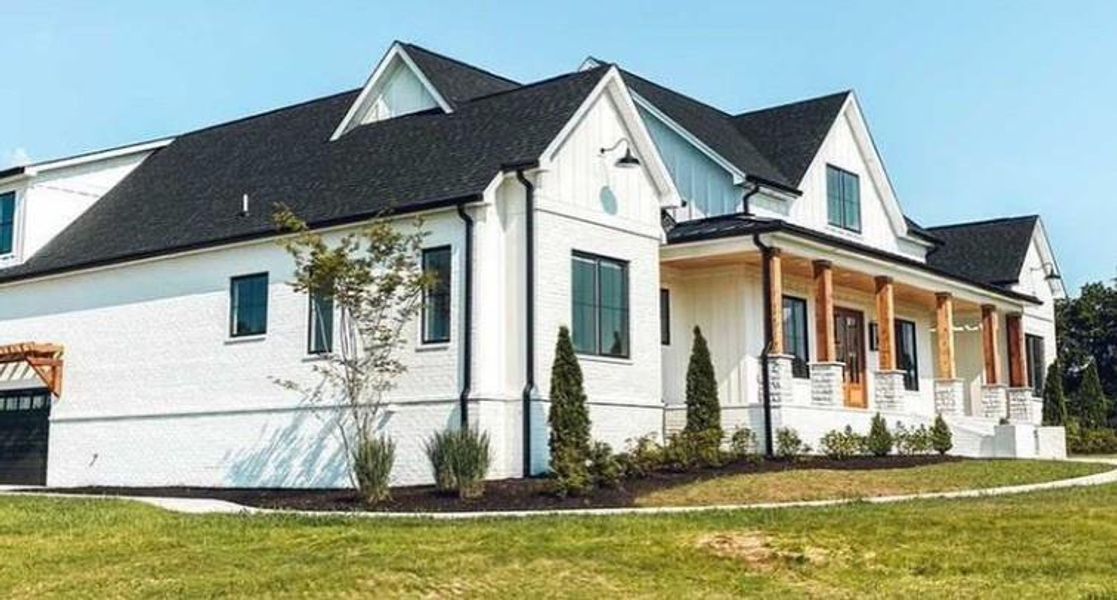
[331,42,519,140]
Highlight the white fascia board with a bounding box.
[24,137,173,176]
[329,42,453,141]
[629,91,747,186]
[538,67,682,206]
[1031,217,1068,299]
[837,93,910,238]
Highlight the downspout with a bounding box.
[754,233,775,458]
[515,169,536,478]
[455,203,474,429]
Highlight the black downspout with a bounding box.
[456,203,474,430]
[516,169,536,478]
[754,233,775,458]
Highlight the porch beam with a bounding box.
[1006,312,1028,388]
[875,276,896,371]
[813,260,835,362]
[935,293,957,380]
[767,248,784,355]
[981,304,1003,385]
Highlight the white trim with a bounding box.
[1029,217,1067,299]
[330,42,453,141]
[24,138,173,176]
[630,92,747,185]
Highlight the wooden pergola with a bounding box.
[0,343,64,397]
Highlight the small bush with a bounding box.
[729,427,759,460]
[866,413,893,457]
[353,434,395,504]
[931,414,953,455]
[619,434,663,479]
[820,426,864,460]
[550,445,592,497]
[893,423,933,456]
[775,427,810,459]
[662,433,699,472]
[425,428,492,499]
[1066,421,1117,454]
[588,441,623,489]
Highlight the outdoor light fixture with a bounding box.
[600,138,641,169]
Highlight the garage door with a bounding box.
[0,389,51,485]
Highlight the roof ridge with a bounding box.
[463,65,608,104]
[399,42,522,86]
[176,87,361,139]
[733,90,852,119]
[927,214,1039,231]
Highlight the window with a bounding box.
[1026,334,1046,396]
[782,296,810,378]
[896,319,919,391]
[571,252,629,358]
[230,273,268,337]
[826,165,861,232]
[0,192,14,255]
[421,246,451,344]
[308,288,334,354]
[660,289,671,346]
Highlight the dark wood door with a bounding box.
[0,389,51,485]
[834,308,866,408]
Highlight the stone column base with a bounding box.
[873,370,906,412]
[934,379,964,416]
[1007,388,1034,423]
[766,354,796,406]
[809,362,845,407]
[981,384,1008,420]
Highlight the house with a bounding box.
[0,42,1066,488]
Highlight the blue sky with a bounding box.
[1,1,1114,292]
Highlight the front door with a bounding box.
[834,308,866,408]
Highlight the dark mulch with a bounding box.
[24,455,962,513]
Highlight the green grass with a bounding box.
[3,475,1117,597]
[637,459,1108,507]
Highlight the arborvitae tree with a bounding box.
[548,326,591,495]
[1077,362,1109,429]
[930,414,953,455]
[866,413,893,457]
[684,326,722,440]
[1042,361,1069,426]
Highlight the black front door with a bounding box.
[0,389,51,485]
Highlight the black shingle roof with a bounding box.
[925,216,1039,286]
[0,65,607,283]
[401,43,521,106]
[730,91,850,186]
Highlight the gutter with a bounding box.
[515,168,536,478]
[455,203,475,429]
[752,231,776,458]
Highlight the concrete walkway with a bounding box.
[7,458,1117,520]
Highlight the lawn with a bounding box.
[636,459,1108,507]
[2,476,1117,596]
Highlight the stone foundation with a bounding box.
[873,370,906,412]
[766,354,796,406]
[981,384,1008,420]
[1007,388,1034,423]
[934,379,964,415]
[809,362,845,407]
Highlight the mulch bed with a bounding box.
[24,455,961,513]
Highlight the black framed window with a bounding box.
[308,288,334,354]
[826,165,861,232]
[421,246,451,344]
[660,288,671,346]
[1026,334,1046,396]
[230,273,268,337]
[896,319,919,391]
[572,252,629,358]
[0,191,14,255]
[782,296,810,378]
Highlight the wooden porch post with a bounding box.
[935,293,957,380]
[1006,312,1028,388]
[875,276,896,371]
[981,304,1002,385]
[767,248,784,355]
[813,260,835,362]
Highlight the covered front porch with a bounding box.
[661,228,1045,452]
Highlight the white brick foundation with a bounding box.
[873,370,906,411]
[1007,388,1034,424]
[981,385,1008,420]
[934,379,964,415]
[809,362,845,407]
[767,354,796,406]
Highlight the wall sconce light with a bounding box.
[600,138,641,169]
